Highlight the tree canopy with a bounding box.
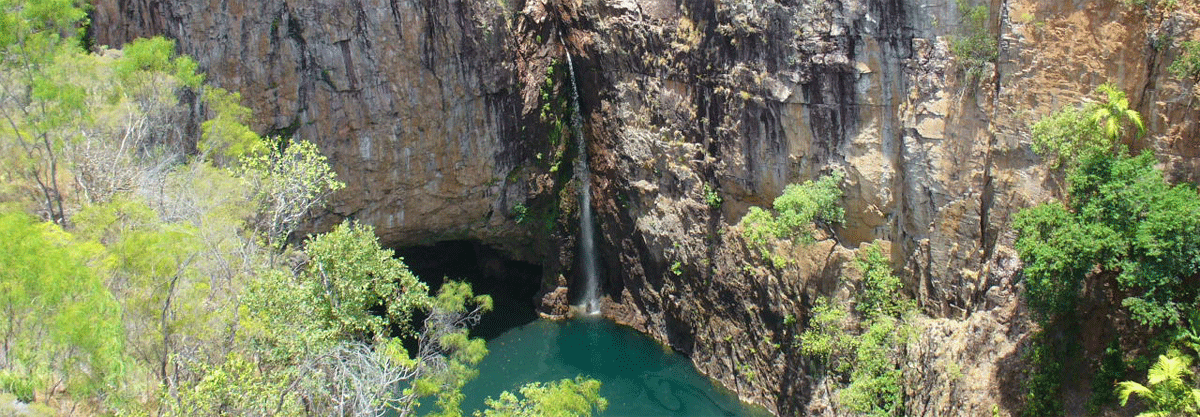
[0,2,606,415]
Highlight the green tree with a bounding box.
[1021,84,1198,328]
[241,138,345,251]
[302,221,429,341]
[238,222,494,417]
[797,242,914,416]
[1168,40,1200,82]
[476,377,608,417]
[1117,353,1200,416]
[200,87,263,164]
[0,11,208,219]
[854,244,913,320]
[0,209,125,400]
[1016,150,1200,327]
[798,296,855,373]
[1031,83,1144,169]
[1018,86,1199,416]
[1089,83,1145,143]
[114,36,203,90]
[0,0,118,223]
[71,168,257,404]
[739,171,844,266]
[77,198,207,387]
[772,171,845,235]
[949,0,997,83]
[168,353,300,417]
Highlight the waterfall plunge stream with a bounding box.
[565,51,600,315]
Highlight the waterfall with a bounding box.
[565,51,600,315]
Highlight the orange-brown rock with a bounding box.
[91,0,1200,415]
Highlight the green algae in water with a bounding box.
[459,316,773,417]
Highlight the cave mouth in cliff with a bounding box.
[393,240,542,340]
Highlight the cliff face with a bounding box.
[92,0,561,260]
[92,0,1200,415]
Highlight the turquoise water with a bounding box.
[459,316,773,417]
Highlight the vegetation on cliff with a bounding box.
[1116,353,1200,416]
[799,243,917,417]
[1017,85,1200,416]
[738,171,844,267]
[950,0,998,84]
[0,1,605,415]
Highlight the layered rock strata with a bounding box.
[92,0,1200,414]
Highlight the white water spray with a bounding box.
[565,51,600,315]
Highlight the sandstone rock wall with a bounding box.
[565,0,1197,413]
[92,0,1200,415]
[92,0,557,260]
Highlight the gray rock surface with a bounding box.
[92,0,1200,414]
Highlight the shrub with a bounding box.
[1019,86,1189,328]
[949,0,998,83]
[1017,87,1200,417]
[512,203,528,224]
[854,244,914,320]
[1087,340,1127,413]
[1031,83,1144,170]
[703,184,723,208]
[1168,40,1200,81]
[1117,353,1200,416]
[738,172,844,265]
[797,243,915,417]
[1022,333,1065,417]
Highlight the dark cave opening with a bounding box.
[393,241,542,340]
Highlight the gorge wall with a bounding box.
[91,0,1200,415]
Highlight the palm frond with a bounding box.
[1147,355,1186,386]
[1117,380,1155,406]
[1124,109,1145,136]
[1105,117,1120,141]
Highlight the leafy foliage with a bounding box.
[1088,340,1129,413]
[1030,106,1103,169]
[740,207,780,257]
[0,0,90,223]
[1090,83,1145,143]
[0,210,125,398]
[797,297,854,371]
[798,242,915,416]
[1031,84,1144,169]
[476,377,608,417]
[854,244,914,320]
[241,138,345,250]
[1021,332,1065,417]
[1016,151,1200,327]
[115,36,203,89]
[238,225,503,417]
[703,183,722,208]
[1018,86,1199,416]
[1117,353,1200,416]
[949,0,998,83]
[168,353,300,416]
[738,171,844,266]
[303,221,430,341]
[1168,40,1200,82]
[201,87,264,162]
[1020,85,1196,328]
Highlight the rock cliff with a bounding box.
[92,0,561,260]
[91,0,1200,414]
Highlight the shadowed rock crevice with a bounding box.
[394,240,542,340]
